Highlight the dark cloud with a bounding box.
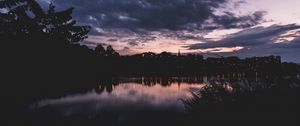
[107,39,118,42]
[40,0,264,32]
[36,0,266,48]
[128,39,139,46]
[189,24,300,49]
[189,24,300,63]
[47,0,221,30]
[233,0,246,8]
[233,40,300,63]
[36,0,300,62]
[208,11,266,29]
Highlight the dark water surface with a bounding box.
[26,77,209,126]
[12,75,300,126]
[30,79,205,116]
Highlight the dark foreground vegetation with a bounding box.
[1,1,300,126]
[183,75,300,126]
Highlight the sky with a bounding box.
[39,0,300,63]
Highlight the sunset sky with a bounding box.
[39,0,300,62]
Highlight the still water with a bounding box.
[25,74,294,126]
[28,77,208,124]
[9,74,298,126]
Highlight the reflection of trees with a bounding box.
[117,77,205,87]
[94,73,288,94]
[95,79,119,94]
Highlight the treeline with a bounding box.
[92,50,300,76]
[89,45,299,77]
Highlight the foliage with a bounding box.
[182,75,300,125]
[95,45,120,57]
[0,0,90,43]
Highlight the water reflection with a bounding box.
[30,78,205,119]
[25,74,300,126]
[28,74,266,117]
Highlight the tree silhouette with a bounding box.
[0,0,25,8]
[45,3,90,43]
[106,45,120,57]
[1,0,94,82]
[95,44,106,56]
[0,0,90,44]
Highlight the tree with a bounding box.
[95,44,106,56]
[0,0,90,44]
[25,0,45,18]
[106,45,119,57]
[0,0,93,78]
[0,0,26,8]
[0,0,35,40]
[159,51,172,58]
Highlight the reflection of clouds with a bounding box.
[110,84,204,105]
[30,83,204,117]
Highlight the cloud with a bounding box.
[188,24,300,62]
[35,0,300,62]
[192,46,244,53]
[209,11,266,29]
[39,0,265,44]
[189,24,300,49]
[48,0,226,30]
